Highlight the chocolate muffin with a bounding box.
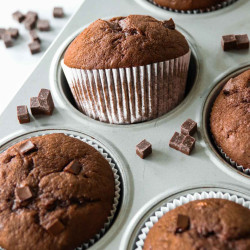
[144,199,250,249]
[62,15,191,124]
[154,0,225,11]
[0,133,115,250]
[210,70,250,169]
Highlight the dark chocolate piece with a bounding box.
[28,41,40,55]
[29,30,40,43]
[169,132,184,150]
[24,17,36,30]
[37,20,50,31]
[163,18,175,30]
[176,214,190,233]
[12,11,25,23]
[136,139,152,159]
[64,160,81,175]
[7,28,19,39]
[0,28,6,39]
[43,219,65,235]
[221,35,237,51]
[16,186,32,201]
[18,141,36,155]
[25,11,38,21]
[53,7,64,18]
[17,105,30,124]
[38,89,54,115]
[180,135,196,155]
[30,97,44,115]
[3,33,13,48]
[236,34,249,50]
[181,119,197,135]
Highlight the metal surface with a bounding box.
[0,0,249,249]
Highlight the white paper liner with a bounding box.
[146,0,238,14]
[0,132,121,250]
[62,50,191,124]
[135,191,250,250]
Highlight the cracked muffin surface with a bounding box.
[144,199,250,250]
[64,15,189,69]
[0,133,115,250]
[210,70,250,168]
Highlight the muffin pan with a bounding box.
[0,0,250,249]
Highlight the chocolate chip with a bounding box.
[179,135,196,155]
[38,89,54,115]
[181,119,197,135]
[29,30,40,43]
[24,17,36,30]
[136,139,152,159]
[28,41,40,55]
[0,28,6,39]
[3,33,13,48]
[7,28,19,39]
[25,11,38,21]
[163,18,175,30]
[12,11,25,23]
[42,219,65,235]
[17,105,30,124]
[16,186,33,201]
[30,97,43,115]
[176,214,190,233]
[221,35,237,51]
[18,141,36,155]
[53,7,64,18]
[64,160,81,175]
[236,34,249,50]
[37,20,50,31]
[169,132,184,151]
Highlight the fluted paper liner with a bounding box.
[147,0,238,14]
[135,191,250,250]
[62,50,191,124]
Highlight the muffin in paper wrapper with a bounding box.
[135,191,250,250]
[62,50,191,124]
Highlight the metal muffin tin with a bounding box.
[0,0,249,249]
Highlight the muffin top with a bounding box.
[144,199,250,250]
[210,70,250,168]
[64,15,189,69]
[0,133,115,250]
[154,0,225,11]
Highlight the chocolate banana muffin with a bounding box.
[0,133,115,250]
[210,70,250,169]
[154,0,225,11]
[144,199,250,250]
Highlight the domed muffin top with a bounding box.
[144,199,250,250]
[0,133,115,250]
[64,15,189,70]
[210,70,250,168]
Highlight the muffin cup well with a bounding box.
[147,0,238,14]
[135,191,250,250]
[61,50,191,124]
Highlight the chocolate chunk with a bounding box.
[43,219,65,235]
[30,97,44,115]
[17,105,30,124]
[3,33,13,48]
[0,28,6,39]
[37,20,50,31]
[236,34,249,50]
[25,11,38,21]
[18,141,36,155]
[181,119,197,135]
[24,17,36,30]
[180,135,196,155]
[7,28,19,39]
[64,160,81,175]
[169,132,184,150]
[136,139,152,159]
[221,35,237,51]
[53,7,64,18]
[16,186,33,201]
[176,214,190,233]
[38,89,54,115]
[29,30,40,43]
[28,41,40,55]
[12,11,25,23]
[163,18,175,30]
